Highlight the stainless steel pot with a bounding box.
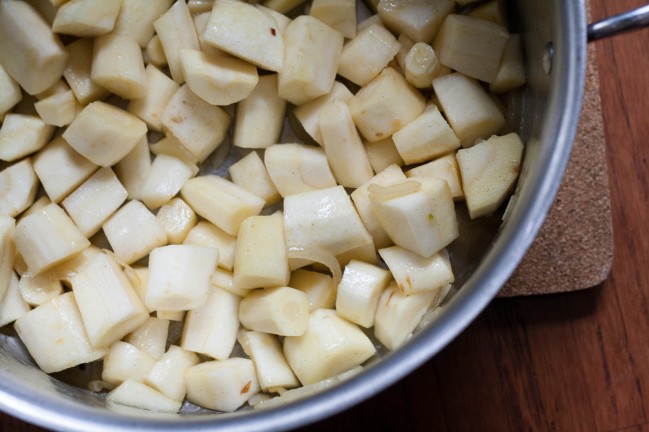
[0,2,646,431]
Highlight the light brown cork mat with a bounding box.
[499,42,613,297]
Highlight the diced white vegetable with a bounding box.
[0,159,39,218]
[229,151,281,206]
[335,260,390,328]
[406,153,464,200]
[0,217,15,300]
[0,114,54,162]
[149,135,195,167]
[404,42,448,88]
[34,90,80,127]
[181,176,265,236]
[181,286,240,359]
[113,137,151,201]
[52,0,121,37]
[192,11,227,57]
[379,246,454,295]
[490,34,526,94]
[309,0,356,39]
[264,143,337,197]
[337,24,400,86]
[34,79,69,101]
[0,1,68,95]
[377,0,454,43]
[185,358,260,412]
[0,65,22,119]
[349,67,425,142]
[112,0,173,48]
[146,245,218,311]
[17,269,62,307]
[184,221,236,271]
[106,380,182,414]
[0,272,30,327]
[102,200,167,265]
[395,33,415,70]
[364,137,404,173]
[256,5,292,33]
[144,345,199,401]
[127,65,179,132]
[467,0,504,24]
[456,133,524,219]
[15,203,89,275]
[62,167,128,237]
[283,309,376,385]
[432,72,505,147]
[234,74,286,149]
[62,38,110,105]
[144,35,167,68]
[263,0,306,14]
[211,268,250,297]
[140,154,198,210]
[16,196,50,222]
[14,292,107,373]
[239,287,309,336]
[288,269,335,311]
[124,317,170,361]
[46,246,101,285]
[278,16,344,105]
[238,329,300,392]
[155,198,197,244]
[101,341,156,386]
[91,34,148,100]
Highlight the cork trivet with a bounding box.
[499,42,613,297]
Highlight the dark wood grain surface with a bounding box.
[3,0,649,430]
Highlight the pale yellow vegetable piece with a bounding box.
[0,159,39,218]
[146,244,218,312]
[16,196,50,223]
[467,0,505,25]
[309,0,356,39]
[124,317,170,362]
[91,34,148,100]
[62,167,127,237]
[433,14,509,84]
[379,246,454,295]
[284,309,376,385]
[14,292,107,373]
[63,101,148,167]
[140,154,198,210]
[357,13,383,32]
[106,380,182,414]
[193,11,228,57]
[0,65,23,118]
[127,65,179,132]
[144,35,167,68]
[183,221,236,271]
[264,143,337,197]
[62,38,110,105]
[203,0,284,72]
[0,272,30,328]
[457,133,524,219]
[155,198,197,244]
[0,218,15,300]
[364,137,404,173]
[102,200,167,265]
[395,33,415,70]
[0,114,55,162]
[112,0,173,48]
[239,287,309,336]
[432,72,505,147]
[406,153,464,200]
[144,345,199,401]
[15,203,90,275]
[335,260,390,328]
[113,137,151,201]
[102,341,156,386]
[34,79,69,100]
[262,0,306,14]
[185,358,260,412]
[34,90,81,127]
[256,5,291,34]
[52,0,121,37]
[288,269,335,312]
[377,0,454,43]
[278,15,344,105]
[490,34,526,94]
[229,151,281,205]
[181,176,265,236]
[210,268,249,297]
[46,246,101,285]
[0,1,68,95]
[18,270,63,307]
[404,42,448,89]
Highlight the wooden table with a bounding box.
[3,0,649,430]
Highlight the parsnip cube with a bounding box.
[102,341,156,386]
[71,252,148,347]
[203,0,284,73]
[91,34,147,100]
[181,176,265,236]
[234,215,289,290]
[278,16,344,105]
[0,1,68,95]
[467,0,505,25]
[15,203,89,275]
[234,74,286,149]
[336,237,378,267]
[156,198,197,244]
[0,272,30,327]
[47,246,101,284]
[457,133,524,219]
[144,345,199,401]
[17,196,50,222]
[0,114,55,162]
[433,14,509,83]
[146,245,218,312]
[256,4,291,33]
[432,73,505,147]
[193,11,228,57]
[0,217,15,300]
[374,281,448,350]
[406,153,464,200]
[284,186,373,257]
[180,49,259,106]
[0,159,39,218]
[292,81,353,146]
[102,200,167,265]
[283,309,376,385]
[140,154,198,210]
[63,101,147,167]
[490,34,526,94]
[34,90,81,127]
[127,66,178,132]
[349,67,425,142]
[337,24,400,86]
[14,292,107,373]
[238,329,299,392]
[404,42,448,88]
[185,358,260,412]
[52,0,121,37]
[113,137,151,201]
[62,167,128,237]
[392,106,460,165]
[336,260,390,328]
[0,65,22,118]
[229,151,280,205]
[357,12,383,32]
[184,221,236,271]
[288,269,335,311]
[112,0,173,47]
[34,79,69,101]
[18,270,63,307]
[156,310,184,322]
[395,33,415,70]
[181,286,240,359]
[364,137,404,173]
[262,0,306,14]
[350,164,406,250]
[106,380,182,414]
[62,38,110,105]
[239,287,309,336]
[211,268,249,297]
[309,0,356,39]
[124,317,170,361]
[153,0,200,84]
[264,143,337,197]
[377,0,454,43]
[149,135,195,165]
[319,100,374,188]
[379,246,454,295]
[145,35,167,68]
[161,85,231,164]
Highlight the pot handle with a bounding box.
[587,4,649,42]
